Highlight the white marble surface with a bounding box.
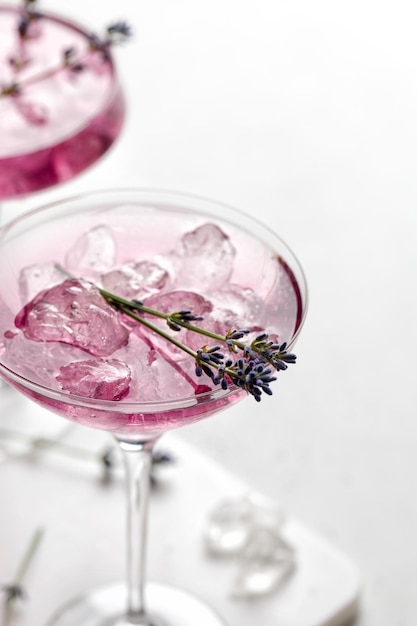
[0,394,360,626]
[1,1,417,625]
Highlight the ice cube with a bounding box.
[147,349,196,400]
[2,330,88,388]
[65,225,116,274]
[142,290,213,320]
[205,494,285,557]
[56,358,131,400]
[14,97,48,125]
[15,278,130,357]
[18,262,65,303]
[205,497,256,556]
[232,527,296,597]
[122,330,196,402]
[206,284,265,341]
[175,223,236,291]
[214,284,263,326]
[101,260,169,300]
[138,290,214,357]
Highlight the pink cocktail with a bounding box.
[0,190,307,626]
[0,4,125,199]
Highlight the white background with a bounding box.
[2,1,417,625]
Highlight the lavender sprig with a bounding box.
[0,0,132,99]
[0,427,172,485]
[17,0,43,41]
[1,528,44,626]
[87,21,132,61]
[50,264,297,402]
[97,286,297,402]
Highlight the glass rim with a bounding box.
[0,4,122,158]
[0,187,308,413]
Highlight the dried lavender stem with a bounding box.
[1,528,44,626]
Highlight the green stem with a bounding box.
[54,266,267,382]
[0,427,110,467]
[117,304,197,359]
[2,528,44,626]
[51,266,292,400]
[99,287,245,349]
[55,266,244,352]
[0,52,90,99]
[14,528,44,584]
[119,305,243,382]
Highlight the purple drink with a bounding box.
[0,5,125,199]
[0,190,307,439]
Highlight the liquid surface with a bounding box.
[0,204,303,437]
[0,6,124,199]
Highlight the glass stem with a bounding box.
[115,436,158,625]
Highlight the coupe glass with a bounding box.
[0,3,125,393]
[0,189,307,626]
[0,4,125,201]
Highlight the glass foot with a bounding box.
[44,582,226,626]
